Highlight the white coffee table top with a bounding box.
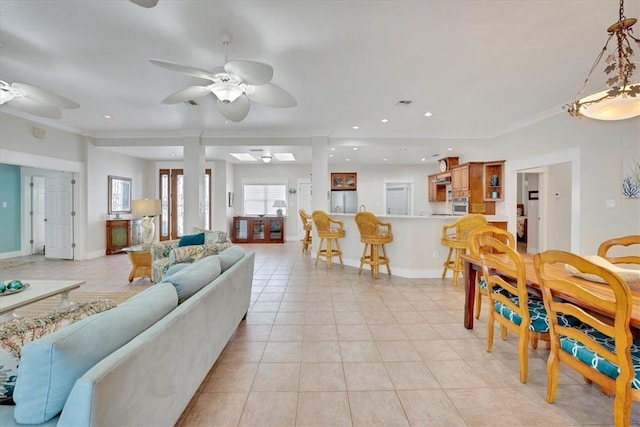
[0,279,84,314]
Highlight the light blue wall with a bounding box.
[0,164,21,253]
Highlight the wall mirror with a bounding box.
[108,175,132,216]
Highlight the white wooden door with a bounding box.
[45,173,74,259]
[33,177,46,254]
[385,183,411,215]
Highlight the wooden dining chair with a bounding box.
[478,236,576,383]
[469,225,517,320]
[441,214,488,286]
[298,208,313,253]
[597,235,640,266]
[534,250,640,427]
[312,210,345,269]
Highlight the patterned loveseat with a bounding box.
[150,228,233,283]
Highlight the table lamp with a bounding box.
[272,200,287,216]
[132,199,161,248]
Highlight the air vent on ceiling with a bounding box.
[249,149,263,152]
[396,100,412,106]
[186,100,198,106]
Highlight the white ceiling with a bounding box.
[1,0,638,165]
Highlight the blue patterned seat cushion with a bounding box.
[560,326,640,389]
[479,278,511,296]
[494,297,580,332]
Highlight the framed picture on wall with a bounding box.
[528,190,539,200]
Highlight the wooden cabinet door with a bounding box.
[106,219,131,255]
[428,175,437,202]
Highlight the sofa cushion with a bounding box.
[164,262,191,278]
[178,232,205,247]
[168,245,205,266]
[192,227,228,244]
[162,255,222,304]
[0,300,117,405]
[218,245,245,272]
[12,282,178,424]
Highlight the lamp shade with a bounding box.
[272,200,287,208]
[132,199,161,218]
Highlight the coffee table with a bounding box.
[0,279,84,319]
[122,246,152,282]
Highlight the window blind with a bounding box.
[243,184,287,215]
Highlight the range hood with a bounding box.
[433,176,451,184]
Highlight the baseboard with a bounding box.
[0,250,24,260]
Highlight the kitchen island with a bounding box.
[324,213,507,278]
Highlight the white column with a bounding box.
[311,135,330,253]
[183,137,206,232]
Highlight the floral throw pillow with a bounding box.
[0,299,117,405]
[191,227,228,244]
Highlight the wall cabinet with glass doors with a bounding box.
[232,216,285,243]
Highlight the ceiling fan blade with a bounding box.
[161,86,211,104]
[12,83,79,109]
[217,95,250,122]
[149,59,217,81]
[7,97,62,119]
[224,60,273,86]
[130,0,159,7]
[246,83,297,108]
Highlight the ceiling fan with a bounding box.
[0,80,79,119]
[129,0,158,8]
[149,35,297,122]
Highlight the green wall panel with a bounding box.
[0,164,21,253]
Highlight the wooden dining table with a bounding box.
[461,252,640,331]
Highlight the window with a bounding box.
[243,184,287,216]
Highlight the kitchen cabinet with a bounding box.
[106,219,131,255]
[331,172,357,190]
[232,216,285,243]
[451,162,494,214]
[428,173,449,202]
[483,161,505,201]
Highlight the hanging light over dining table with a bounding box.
[567,0,640,120]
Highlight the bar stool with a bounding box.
[441,214,487,286]
[312,210,345,269]
[355,212,392,278]
[299,208,313,253]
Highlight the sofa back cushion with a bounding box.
[218,245,245,272]
[162,255,222,304]
[12,282,178,424]
[192,227,228,244]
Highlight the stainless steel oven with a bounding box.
[452,197,469,215]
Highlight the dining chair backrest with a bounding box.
[312,210,343,236]
[299,208,312,229]
[597,235,640,266]
[355,212,392,242]
[478,235,528,305]
[533,249,636,427]
[442,214,488,243]
[469,225,516,256]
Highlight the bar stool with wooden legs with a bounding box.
[312,210,345,269]
[299,208,313,253]
[440,213,487,286]
[355,212,393,278]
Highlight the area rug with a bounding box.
[0,259,34,270]
[11,289,143,318]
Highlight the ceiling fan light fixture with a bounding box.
[210,80,245,103]
[261,155,272,163]
[567,0,640,120]
[0,81,18,105]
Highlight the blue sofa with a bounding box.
[0,246,254,426]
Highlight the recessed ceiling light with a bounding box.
[345,158,351,162]
[329,154,334,157]
[330,147,336,151]
[352,147,358,151]
[170,153,176,157]
[383,158,388,162]
[447,147,453,151]
[274,153,295,161]
[424,112,433,117]
[103,115,113,119]
[230,153,257,161]
[421,158,426,162]
[381,118,389,123]
[352,126,359,130]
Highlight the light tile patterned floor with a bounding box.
[3,242,639,426]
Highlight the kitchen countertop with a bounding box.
[331,213,508,221]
